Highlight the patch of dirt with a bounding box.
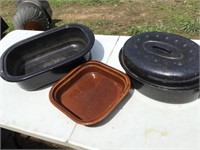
[52,3,146,26]
[1,0,199,40]
[0,1,16,17]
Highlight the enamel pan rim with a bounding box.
[0,24,95,82]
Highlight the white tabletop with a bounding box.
[0,30,199,149]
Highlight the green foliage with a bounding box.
[181,18,200,34]
[1,0,199,39]
[128,23,169,36]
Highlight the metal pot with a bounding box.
[0,24,95,90]
[13,0,52,30]
[119,32,200,103]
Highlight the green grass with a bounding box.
[181,18,200,34]
[128,23,168,35]
[52,18,124,35]
[128,17,200,37]
[1,0,200,39]
[127,0,200,38]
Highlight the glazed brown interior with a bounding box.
[52,63,128,123]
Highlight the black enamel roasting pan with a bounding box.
[0,24,95,90]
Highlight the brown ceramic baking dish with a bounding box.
[49,61,131,125]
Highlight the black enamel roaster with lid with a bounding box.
[0,24,95,90]
[119,32,200,103]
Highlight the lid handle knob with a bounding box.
[152,45,172,54]
[143,41,183,59]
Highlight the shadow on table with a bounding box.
[89,89,134,127]
[1,128,69,149]
[91,39,104,62]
